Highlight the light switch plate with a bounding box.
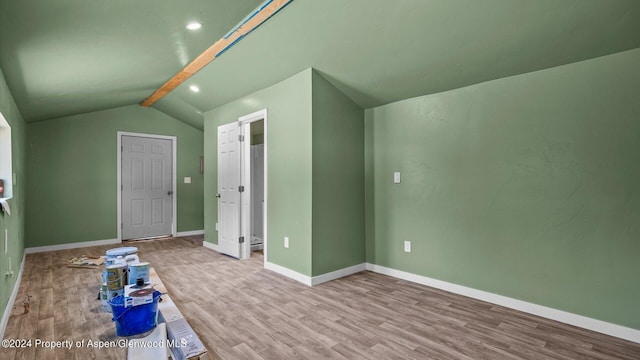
[394,172,401,184]
[184,177,191,184]
[404,240,411,253]
[284,237,289,248]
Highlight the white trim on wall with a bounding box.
[117,131,177,242]
[265,262,312,286]
[0,112,13,200]
[1,253,25,340]
[176,230,204,237]
[311,263,366,286]
[264,262,365,287]
[24,238,121,254]
[365,263,640,344]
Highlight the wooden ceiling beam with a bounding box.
[140,0,292,107]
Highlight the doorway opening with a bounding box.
[248,120,264,252]
[239,110,267,262]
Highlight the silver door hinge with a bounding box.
[239,236,245,243]
[238,185,244,192]
[238,135,245,142]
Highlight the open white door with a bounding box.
[217,122,241,258]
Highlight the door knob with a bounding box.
[167,190,173,196]
[216,193,221,198]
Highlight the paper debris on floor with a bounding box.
[67,256,105,268]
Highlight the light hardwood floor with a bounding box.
[1,237,639,359]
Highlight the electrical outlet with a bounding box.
[284,236,289,248]
[404,240,411,253]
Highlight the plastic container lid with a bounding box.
[106,247,138,257]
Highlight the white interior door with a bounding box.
[217,122,241,258]
[121,136,173,240]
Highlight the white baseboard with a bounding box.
[1,253,25,340]
[365,263,640,344]
[25,238,121,254]
[311,263,366,286]
[265,261,312,286]
[202,241,219,252]
[176,230,205,237]
[264,262,367,287]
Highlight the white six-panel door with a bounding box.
[121,136,173,240]
[217,122,241,258]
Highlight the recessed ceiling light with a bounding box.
[186,22,202,30]
[189,85,200,93]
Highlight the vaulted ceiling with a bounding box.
[1,0,639,130]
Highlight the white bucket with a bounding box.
[127,262,150,285]
[124,254,139,265]
[105,246,138,260]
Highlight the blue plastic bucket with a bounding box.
[108,291,161,337]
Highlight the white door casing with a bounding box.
[239,109,267,261]
[217,122,241,258]
[119,133,176,241]
[239,122,251,259]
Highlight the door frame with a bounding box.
[117,131,177,241]
[238,109,267,263]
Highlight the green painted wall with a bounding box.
[365,48,640,329]
[0,67,27,327]
[204,69,313,276]
[311,71,365,276]
[26,105,204,247]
